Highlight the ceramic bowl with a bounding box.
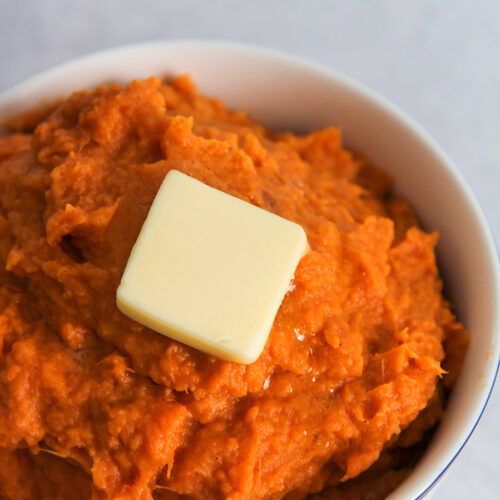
[0,40,498,499]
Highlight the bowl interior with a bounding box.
[0,40,498,500]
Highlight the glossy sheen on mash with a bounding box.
[0,76,468,500]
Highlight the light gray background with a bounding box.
[1,1,499,498]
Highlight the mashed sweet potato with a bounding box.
[0,76,468,500]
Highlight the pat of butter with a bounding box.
[117,170,308,364]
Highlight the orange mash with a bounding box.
[0,76,468,499]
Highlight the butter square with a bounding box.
[117,170,308,364]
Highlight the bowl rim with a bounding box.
[0,39,499,500]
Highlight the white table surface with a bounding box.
[1,1,498,498]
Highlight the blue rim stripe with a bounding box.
[416,356,499,499]
[415,203,500,499]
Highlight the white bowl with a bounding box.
[0,40,498,500]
